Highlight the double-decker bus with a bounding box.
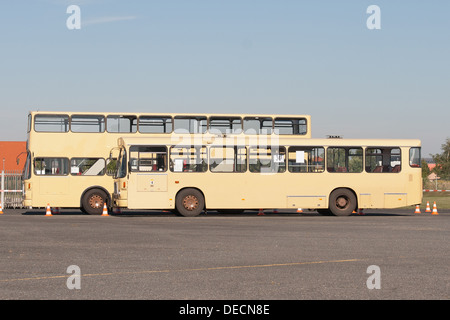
[22,111,311,214]
[112,134,422,216]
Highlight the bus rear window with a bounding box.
[409,147,421,167]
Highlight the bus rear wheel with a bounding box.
[82,189,108,215]
[329,189,356,216]
[176,188,204,217]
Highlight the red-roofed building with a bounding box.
[0,141,27,171]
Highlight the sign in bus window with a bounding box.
[34,158,69,175]
[71,115,105,133]
[327,147,363,173]
[170,146,207,172]
[210,147,247,173]
[243,117,273,135]
[366,148,401,173]
[288,147,324,172]
[139,116,173,133]
[34,115,69,132]
[70,158,106,176]
[107,115,137,133]
[129,146,167,172]
[249,147,286,173]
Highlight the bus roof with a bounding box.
[29,110,311,119]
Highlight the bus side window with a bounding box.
[249,146,285,173]
[34,158,69,176]
[243,117,273,135]
[209,117,242,134]
[288,147,324,173]
[107,115,137,133]
[366,147,401,173]
[327,147,362,173]
[129,146,167,172]
[274,117,307,135]
[174,116,207,134]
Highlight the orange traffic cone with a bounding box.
[0,202,3,214]
[296,208,303,213]
[425,201,431,213]
[102,203,109,216]
[414,205,421,214]
[257,209,265,216]
[431,202,439,215]
[45,204,52,216]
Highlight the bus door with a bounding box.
[127,146,169,209]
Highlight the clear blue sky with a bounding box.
[0,0,449,157]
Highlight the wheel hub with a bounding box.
[336,196,349,209]
[183,195,199,211]
[89,195,103,209]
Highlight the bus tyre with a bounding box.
[176,188,204,217]
[329,189,356,216]
[82,189,108,215]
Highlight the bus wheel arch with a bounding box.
[328,188,358,216]
[175,187,205,217]
[80,187,111,215]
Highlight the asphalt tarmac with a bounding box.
[0,208,448,301]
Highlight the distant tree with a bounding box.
[431,138,450,180]
[421,159,430,179]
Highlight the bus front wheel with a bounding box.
[329,189,356,216]
[82,189,108,215]
[176,188,204,217]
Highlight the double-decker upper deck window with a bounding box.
[34,115,69,132]
[139,116,173,133]
[71,115,105,133]
[107,115,137,133]
[243,117,273,135]
[174,116,207,134]
[274,118,307,135]
[366,147,401,173]
[209,117,242,134]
